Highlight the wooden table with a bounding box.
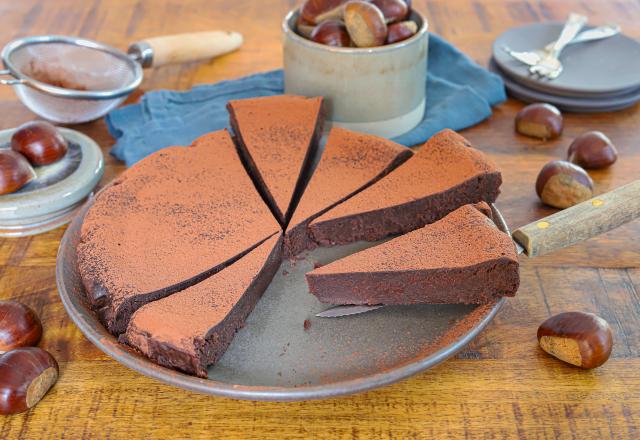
[1,0,639,438]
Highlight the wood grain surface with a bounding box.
[0,0,639,438]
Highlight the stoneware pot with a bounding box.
[282,8,428,139]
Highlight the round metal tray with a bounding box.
[56,202,509,401]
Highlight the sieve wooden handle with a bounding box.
[512,180,640,257]
[134,31,243,68]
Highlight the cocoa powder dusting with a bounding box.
[311,129,500,225]
[228,95,323,218]
[26,60,88,90]
[78,130,280,332]
[287,127,412,230]
[309,205,516,274]
[126,235,280,352]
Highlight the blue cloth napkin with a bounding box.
[107,33,506,167]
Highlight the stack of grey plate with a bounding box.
[491,22,640,112]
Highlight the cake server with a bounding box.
[0,31,243,123]
[317,179,640,318]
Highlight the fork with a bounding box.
[530,13,588,79]
[502,23,621,68]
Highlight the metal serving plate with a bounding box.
[56,202,508,401]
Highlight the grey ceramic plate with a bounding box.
[0,127,103,236]
[493,22,640,97]
[56,201,509,401]
[490,58,640,112]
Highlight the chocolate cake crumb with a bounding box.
[284,127,413,257]
[308,129,502,247]
[123,235,282,377]
[77,130,279,335]
[306,204,519,305]
[228,95,324,225]
[303,319,311,331]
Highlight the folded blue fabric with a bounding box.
[107,33,506,167]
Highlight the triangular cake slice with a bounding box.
[77,130,280,335]
[123,234,282,378]
[308,129,502,246]
[227,95,324,225]
[284,127,413,257]
[306,204,519,305]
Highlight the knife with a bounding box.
[316,180,640,318]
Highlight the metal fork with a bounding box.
[530,13,587,79]
[502,23,621,68]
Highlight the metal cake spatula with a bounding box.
[317,180,640,318]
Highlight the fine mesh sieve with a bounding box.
[0,32,243,124]
[1,36,142,124]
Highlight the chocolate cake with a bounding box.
[227,95,324,225]
[284,127,413,257]
[123,234,282,378]
[306,204,519,305]
[308,129,502,246]
[77,130,280,334]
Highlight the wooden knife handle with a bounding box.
[512,180,640,257]
[139,31,243,67]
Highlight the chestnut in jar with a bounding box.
[296,15,316,38]
[0,347,59,415]
[371,0,409,23]
[0,300,42,353]
[11,121,68,166]
[344,1,388,48]
[301,0,349,25]
[515,103,563,140]
[535,160,594,209]
[0,150,36,195]
[386,20,418,44]
[311,20,352,47]
[568,131,618,169]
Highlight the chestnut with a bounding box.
[0,347,58,415]
[371,0,409,23]
[538,312,613,369]
[568,131,618,169]
[296,15,316,38]
[300,0,349,25]
[11,120,68,166]
[311,20,352,47]
[0,149,36,195]
[535,160,594,209]
[386,20,418,44]
[515,103,563,140]
[344,1,388,47]
[0,301,42,353]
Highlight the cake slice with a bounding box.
[284,127,413,257]
[123,234,282,378]
[308,129,502,246]
[306,204,519,305]
[77,130,280,335]
[227,95,324,225]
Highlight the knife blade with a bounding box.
[315,304,384,318]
